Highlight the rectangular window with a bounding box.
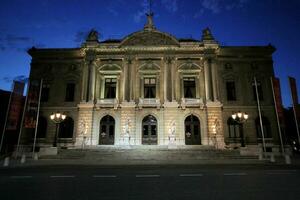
[252,82,263,101]
[184,78,196,98]
[226,81,236,101]
[65,83,75,102]
[144,78,156,98]
[41,84,50,102]
[104,78,116,99]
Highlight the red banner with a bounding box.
[24,80,41,128]
[271,77,284,119]
[289,77,299,106]
[6,81,25,130]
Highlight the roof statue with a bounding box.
[144,12,156,31]
[202,27,215,41]
[86,29,99,42]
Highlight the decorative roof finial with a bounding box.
[144,0,155,31]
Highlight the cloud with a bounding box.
[162,0,178,13]
[1,75,28,83]
[0,33,46,51]
[134,0,149,23]
[194,0,250,17]
[108,8,119,16]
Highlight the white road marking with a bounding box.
[93,175,117,178]
[136,175,160,178]
[180,174,203,177]
[50,175,75,178]
[224,173,247,176]
[10,176,32,179]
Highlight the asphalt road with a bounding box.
[0,165,299,200]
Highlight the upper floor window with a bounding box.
[144,78,156,98]
[104,78,116,99]
[252,81,263,101]
[184,77,196,98]
[65,83,75,102]
[41,84,50,102]
[226,81,236,101]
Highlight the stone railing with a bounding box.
[138,98,161,109]
[181,98,204,109]
[97,98,119,109]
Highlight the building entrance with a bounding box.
[185,115,201,145]
[142,115,157,145]
[99,115,115,145]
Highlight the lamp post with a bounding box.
[231,111,249,147]
[50,112,66,147]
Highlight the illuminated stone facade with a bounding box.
[28,15,278,149]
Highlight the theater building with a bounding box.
[28,14,278,150]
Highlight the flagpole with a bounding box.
[0,82,15,154]
[289,77,300,144]
[254,77,266,153]
[15,81,30,159]
[270,77,284,154]
[32,79,43,159]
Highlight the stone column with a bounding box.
[211,59,219,101]
[123,58,131,102]
[163,58,168,102]
[86,60,96,102]
[204,59,212,101]
[81,62,88,102]
[171,58,176,101]
[129,59,134,101]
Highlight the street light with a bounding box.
[231,111,249,147]
[50,112,66,147]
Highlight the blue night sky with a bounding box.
[0,0,300,107]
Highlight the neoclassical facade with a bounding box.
[28,14,278,149]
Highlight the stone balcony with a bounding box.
[181,97,204,109]
[138,98,161,109]
[96,98,119,109]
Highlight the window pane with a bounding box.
[252,82,263,101]
[109,125,114,136]
[41,84,50,102]
[151,125,156,135]
[144,78,156,98]
[184,78,196,98]
[143,125,148,136]
[65,83,75,102]
[226,81,236,101]
[105,78,116,98]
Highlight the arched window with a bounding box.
[142,115,157,145]
[185,115,201,145]
[58,117,74,138]
[227,117,242,138]
[255,116,272,138]
[36,116,47,138]
[99,115,115,145]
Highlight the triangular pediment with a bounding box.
[178,61,202,72]
[139,61,160,72]
[98,63,121,73]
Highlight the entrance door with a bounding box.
[99,115,115,145]
[142,115,157,145]
[185,115,201,145]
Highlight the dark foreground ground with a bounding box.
[0,164,299,200]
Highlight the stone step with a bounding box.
[51,148,257,161]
